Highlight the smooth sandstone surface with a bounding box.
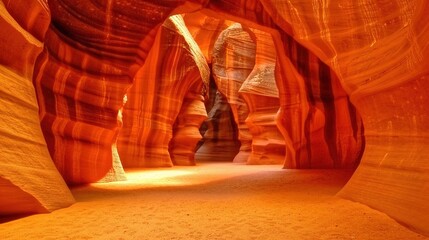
[0,1,74,215]
[212,23,255,163]
[239,27,285,165]
[118,15,209,167]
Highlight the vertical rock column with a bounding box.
[170,92,207,166]
[211,23,256,163]
[277,34,365,169]
[239,28,285,165]
[33,0,186,183]
[118,15,209,167]
[0,0,74,215]
[195,89,241,162]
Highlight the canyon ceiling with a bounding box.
[0,0,428,236]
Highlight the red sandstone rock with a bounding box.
[184,12,233,63]
[195,90,241,162]
[238,27,285,165]
[0,1,74,216]
[170,93,207,166]
[211,23,256,163]
[117,15,209,167]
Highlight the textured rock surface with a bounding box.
[239,27,284,165]
[255,0,428,235]
[185,12,241,163]
[277,35,365,169]
[261,0,428,235]
[0,1,74,215]
[118,15,209,167]
[170,92,207,166]
[184,12,233,63]
[32,0,190,183]
[195,89,241,162]
[212,23,255,163]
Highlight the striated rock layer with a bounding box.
[0,0,427,236]
[0,0,74,216]
[195,89,241,162]
[239,27,285,165]
[32,0,191,183]
[170,92,207,166]
[248,0,427,235]
[184,12,233,64]
[118,15,209,167]
[212,23,255,163]
[200,0,427,235]
[277,35,365,169]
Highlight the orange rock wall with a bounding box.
[170,92,207,166]
[239,27,285,165]
[118,15,209,167]
[32,0,188,183]
[212,23,255,163]
[200,0,428,234]
[195,89,241,162]
[0,0,74,216]
[184,12,233,63]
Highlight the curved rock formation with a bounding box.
[118,15,209,167]
[0,1,74,216]
[32,0,191,183]
[239,27,285,165]
[183,12,233,63]
[1,0,428,236]
[276,35,365,169]
[195,89,240,162]
[185,12,241,163]
[170,92,207,166]
[211,23,256,163]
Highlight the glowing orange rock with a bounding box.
[260,0,428,234]
[32,0,186,183]
[211,23,256,163]
[183,11,233,63]
[276,35,365,169]
[195,90,241,162]
[1,0,427,236]
[170,93,207,166]
[118,15,209,167]
[0,1,74,215]
[239,28,285,165]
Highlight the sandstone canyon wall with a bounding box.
[239,27,285,165]
[117,15,209,167]
[0,0,427,236]
[211,23,255,163]
[0,0,74,216]
[195,89,241,162]
[32,0,192,183]
[202,0,427,234]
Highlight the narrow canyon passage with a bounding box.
[1,1,428,238]
[0,163,425,240]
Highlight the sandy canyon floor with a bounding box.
[0,162,427,240]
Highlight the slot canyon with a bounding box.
[0,0,428,239]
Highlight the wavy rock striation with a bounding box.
[239,27,285,165]
[211,23,255,163]
[1,0,427,236]
[0,0,74,216]
[118,15,209,167]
